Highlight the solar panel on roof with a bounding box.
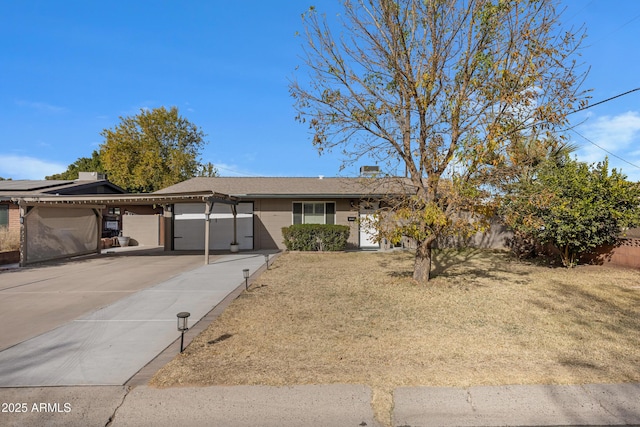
[0,180,71,191]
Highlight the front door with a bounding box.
[359,202,379,249]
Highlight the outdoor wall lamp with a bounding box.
[177,311,190,353]
[243,268,250,290]
[264,254,269,270]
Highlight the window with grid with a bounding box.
[292,202,335,225]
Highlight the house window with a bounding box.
[293,202,335,225]
[0,204,8,227]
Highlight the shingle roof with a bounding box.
[155,177,415,198]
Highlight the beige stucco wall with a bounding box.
[335,199,360,249]
[122,214,162,246]
[250,198,360,250]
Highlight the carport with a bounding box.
[11,191,238,266]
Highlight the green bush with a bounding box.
[282,224,350,251]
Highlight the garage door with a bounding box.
[174,202,253,250]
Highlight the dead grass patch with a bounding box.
[0,227,19,252]
[151,250,640,425]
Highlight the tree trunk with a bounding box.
[413,238,434,283]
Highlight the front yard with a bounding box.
[150,250,640,424]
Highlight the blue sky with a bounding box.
[1,1,640,181]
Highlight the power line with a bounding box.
[569,128,640,171]
[565,87,640,172]
[587,11,640,48]
[568,87,640,115]
[213,164,263,177]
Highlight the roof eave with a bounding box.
[233,193,404,199]
[11,191,238,206]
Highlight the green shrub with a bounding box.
[282,224,350,251]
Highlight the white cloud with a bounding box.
[574,111,640,181]
[0,156,67,180]
[210,162,266,177]
[214,163,252,177]
[576,111,640,162]
[15,100,68,114]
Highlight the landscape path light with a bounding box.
[177,311,190,353]
[264,254,269,270]
[243,268,250,290]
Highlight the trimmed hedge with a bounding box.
[282,224,350,251]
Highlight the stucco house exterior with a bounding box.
[4,171,511,266]
[155,175,411,251]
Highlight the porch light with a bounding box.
[177,311,190,353]
[243,268,250,290]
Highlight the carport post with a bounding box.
[93,208,102,256]
[231,204,238,246]
[204,200,212,265]
[18,204,27,267]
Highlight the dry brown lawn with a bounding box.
[0,226,19,252]
[151,250,640,425]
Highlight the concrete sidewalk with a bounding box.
[394,383,640,426]
[1,382,639,426]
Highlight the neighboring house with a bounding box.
[156,173,412,251]
[0,172,160,238]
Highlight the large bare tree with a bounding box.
[290,0,587,282]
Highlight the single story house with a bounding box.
[5,168,511,266]
[155,174,413,251]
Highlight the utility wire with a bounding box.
[569,128,640,170]
[568,87,640,115]
[213,164,263,177]
[565,87,640,171]
[586,11,640,47]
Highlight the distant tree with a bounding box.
[291,0,587,282]
[197,162,219,177]
[100,106,207,192]
[46,150,104,180]
[0,177,11,181]
[501,156,640,267]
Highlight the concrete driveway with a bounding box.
[0,248,204,351]
[0,248,271,386]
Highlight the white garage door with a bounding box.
[174,202,253,250]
